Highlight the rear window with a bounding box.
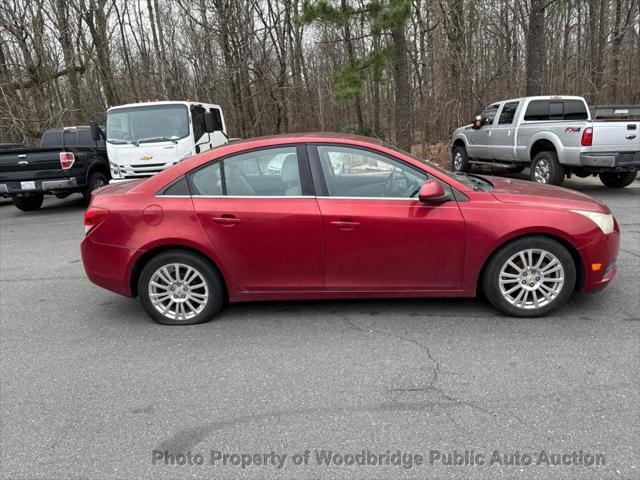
[39,128,103,148]
[524,100,589,121]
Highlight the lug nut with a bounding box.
[522,281,527,284]
[536,277,540,281]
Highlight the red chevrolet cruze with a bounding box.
[81,134,619,325]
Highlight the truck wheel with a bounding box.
[530,151,564,186]
[599,171,637,188]
[138,250,225,325]
[482,236,576,317]
[452,146,470,172]
[13,195,44,212]
[83,171,108,205]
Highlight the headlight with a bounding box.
[571,210,614,234]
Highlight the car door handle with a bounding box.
[212,215,241,226]
[625,134,636,140]
[331,220,360,230]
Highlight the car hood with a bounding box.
[486,176,610,213]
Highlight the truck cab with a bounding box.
[452,96,640,187]
[106,101,227,180]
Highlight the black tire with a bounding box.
[13,194,44,211]
[482,236,576,317]
[530,151,565,186]
[452,145,470,172]
[83,171,109,206]
[138,250,225,325]
[599,171,637,188]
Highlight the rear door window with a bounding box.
[498,102,519,124]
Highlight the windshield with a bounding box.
[106,104,189,144]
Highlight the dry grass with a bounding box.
[410,141,451,169]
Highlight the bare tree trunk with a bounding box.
[392,24,411,151]
[526,0,546,95]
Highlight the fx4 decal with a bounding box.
[564,127,582,134]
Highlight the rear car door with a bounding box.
[190,145,325,291]
[491,101,520,160]
[310,144,466,290]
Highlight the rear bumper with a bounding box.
[0,177,79,196]
[578,229,620,293]
[81,235,135,297]
[580,151,640,169]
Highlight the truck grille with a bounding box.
[119,162,172,178]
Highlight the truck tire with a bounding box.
[83,171,108,206]
[13,194,44,212]
[530,151,564,186]
[482,236,576,317]
[599,171,637,188]
[452,146,470,172]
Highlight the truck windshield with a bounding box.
[106,104,189,144]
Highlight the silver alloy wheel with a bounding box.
[533,158,551,183]
[453,151,463,171]
[498,249,565,310]
[148,263,209,321]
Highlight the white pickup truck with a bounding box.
[451,96,640,187]
[106,101,228,181]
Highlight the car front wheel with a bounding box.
[482,236,576,317]
[138,250,225,325]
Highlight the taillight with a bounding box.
[60,151,75,169]
[581,127,593,146]
[84,207,109,234]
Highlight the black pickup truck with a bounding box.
[0,125,110,211]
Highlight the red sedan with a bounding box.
[81,134,619,325]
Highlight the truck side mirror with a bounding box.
[205,110,223,133]
[90,121,103,141]
[472,115,482,129]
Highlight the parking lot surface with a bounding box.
[1,176,638,480]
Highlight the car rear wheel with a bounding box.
[13,194,44,211]
[482,236,576,317]
[599,171,637,188]
[530,151,564,186]
[138,250,224,325]
[83,171,109,206]
[452,146,470,173]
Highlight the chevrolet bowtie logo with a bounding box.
[140,154,153,161]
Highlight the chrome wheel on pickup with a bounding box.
[138,250,224,325]
[482,236,576,317]
[530,151,565,186]
[451,145,470,172]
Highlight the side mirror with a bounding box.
[418,180,448,203]
[472,115,482,129]
[205,110,224,133]
[90,121,103,141]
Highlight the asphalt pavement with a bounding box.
[0,175,638,480]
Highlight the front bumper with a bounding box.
[578,229,620,293]
[580,151,640,169]
[0,177,78,196]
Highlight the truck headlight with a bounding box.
[109,161,121,178]
[571,210,614,235]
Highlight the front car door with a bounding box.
[310,144,466,291]
[190,145,324,291]
[467,103,500,159]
